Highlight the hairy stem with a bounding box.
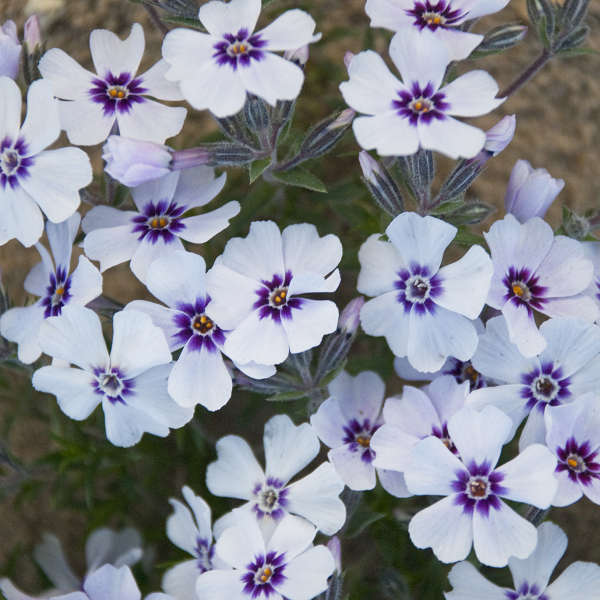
[498,48,553,98]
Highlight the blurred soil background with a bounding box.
[0,0,599,595]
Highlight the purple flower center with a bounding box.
[443,358,487,390]
[252,477,289,520]
[173,296,226,353]
[503,266,547,314]
[395,264,443,315]
[505,582,548,600]
[452,460,507,517]
[392,82,449,126]
[213,28,268,70]
[431,422,458,455]
[195,537,215,574]
[92,366,134,405]
[0,137,33,189]
[343,418,379,463]
[254,271,303,323]
[41,266,72,318]
[406,1,466,30]
[89,71,147,116]
[131,199,187,245]
[241,551,286,598]
[520,362,570,412]
[556,436,600,486]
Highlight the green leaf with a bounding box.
[431,197,464,215]
[272,168,327,193]
[558,46,600,57]
[162,15,205,30]
[454,228,487,248]
[265,389,308,402]
[249,158,271,184]
[319,359,347,387]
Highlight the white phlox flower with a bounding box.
[310,370,406,494]
[358,211,493,372]
[365,0,511,61]
[446,522,600,600]
[32,306,194,447]
[206,414,346,537]
[0,213,102,364]
[467,316,600,450]
[484,214,598,357]
[0,77,92,247]
[371,374,470,497]
[162,0,318,118]
[0,20,21,79]
[404,405,557,567]
[206,220,342,367]
[82,167,239,284]
[582,240,600,316]
[125,250,274,412]
[163,486,226,600]
[38,23,187,145]
[196,514,335,600]
[340,27,504,159]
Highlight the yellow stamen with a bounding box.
[109,88,118,97]
[433,15,441,24]
[55,286,65,295]
[194,321,201,329]
[159,217,167,227]
[151,218,159,228]
[512,284,525,297]
[206,322,213,329]
[567,458,579,468]
[200,315,207,323]
[414,101,423,111]
[357,435,370,447]
[280,290,286,298]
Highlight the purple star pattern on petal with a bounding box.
[172,296,226,353]
[342,418,380,464]
[452,460,508,517]
[502,266,548,315]
[91,366,135,405]
[406,1,467,31]
[556,437,600,487]
[41,266,73,318]
[89,71,148,116]
[443,358,487,390]
[394,264,443,314]
[392,82,450,126]
[0,137,34,189]
[131,199,187,244]
[505,582,548,600]
[241,551,287,599]
[253,271,304,323]
[213,28,268,70]
[195,537,215,574]
[251,477,289,520]
[520,362,571,412]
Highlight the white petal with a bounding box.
[174,167,226,209]
[394,356,438,382]
[46,213,79,270]
[357,234,404,296]
[274,545,334,600]
[239,52,304,106]
[464,0,511,19]
[38,48,94,99]
[68,256,103,306]
[285,462,345,535]
[20,80,60,155]
[162,560,202,600]
[442,70,503,117]
[138,59,184,101]
[125,300,181,351]
[501,300,546,357]
[167,498,201,555]
[0,579,40,600]
[281,299,338,354]
[508,521,566,592]
[436,28,484,61]
[329,370,385,423]
[196,570,246,600]
[33,533,80,592]
[20,148,91,222]
[83,225,139,273]
[328,445,376,490]
[130,237,184,284]
[258,9,316,51]
[404,436,466,495]
[162,29,215,81]
[519,406,547,450]
[178,201,240,244]
[83,564,141,600]
[378,468,411,498]
[82,205,136,233]
[110,310,171,377]
[472,502,537,567]
[408,495,473,563]
[117,100,187,144]
[446,561,507,600]
[427,375,470,425]
[545,561,600,600]
[466,385,529,436]
[0,184,44,247]
[234,360,276,380]
[90,23,145,78]
[309,397,346,449]
[59,98,115,146]
[436,245,493,318]
[37,305,109,370]
[541,295,599,322]
[371,424,418,472]
[352,112,420,156]
[103,398,165,447]
[0,305,45,364]
[183,485,213,539]
[0,76,22,142]
[85,527,142,571]
[287,270,340,297]
[418,116,486,160]
[206,435,264,500]
[281,224,342,278]
[214,515,265,568]
[340,50,401,114]
[360,292,410,357]
[264,414,319,483]
[169,344,232,410]
[365,0,413,30]
[267,513,316,559]
[24,251,52,296]
[200,0,261,36]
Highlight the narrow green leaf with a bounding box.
[272,168,327,193]
[249,158,271,184]
[162,15,205,30]
[265,389,308,402]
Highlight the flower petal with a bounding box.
[418,116,486,159]
[281,299,338,354]
[274,545,334,600]
[178,201,241,244]
[20,80,60,155]
[116,100,187,144]
[258,9,316,51]
[352,112,420,156]
[357,234,404,296]
[90,23,145,78]
[38,48,95,100]
[442,70,503,117]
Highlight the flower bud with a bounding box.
[504,159,564,222]
[359,151,404,216]
[338,297,364,336]
[284,45,310,67]
[476,23,528,54]
[0,20,22,80]
[484,115,516,156]
[297,109,355,161]
[327,537,342,574]
[103,136,172,187]
[24,15,41,52]
[244,96,270,133]
[343,51,354,71]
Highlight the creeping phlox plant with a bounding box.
[0,0,599,598]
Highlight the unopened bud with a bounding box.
[476,23,528,54]
[505,159,564,222]
[204,142,256,167]
[343,51,354,71]
[298,109,355,161]
[359,151,404,216]
[484,115,516,156]
[103,136,172,187]
[560,0,589,29]
[556,25,589,51]
[0,20,21,80]
[24,15,41,52]
[284,45,310,67]
[244,96,270,133]
[562,206,591,240]
[446,201,495,226]
[338,297,364,335]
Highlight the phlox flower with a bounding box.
[196,514,334,600]
[0,20,21,79]
[310,370,406,494]
[38,23,186,145]
[365,0,510,60]
[504,159,564,223]
[0,77,92,247]
[468,316,600,450]
[371,375,469,497]
[446,522,600,600]
[404,405,557,567]
[582,240,600,315]
[163,486,226,600]
[206,221,341,366]
[162,0,318,117]
[484,214,598,357]
[125,250,273,411]
[340,28,504,159]
[32,306,193,447]
[206,414,346,536]
[0,214,102,364]
[82,167,239,283]
[358,211,493,372]
[545,394,600,507]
